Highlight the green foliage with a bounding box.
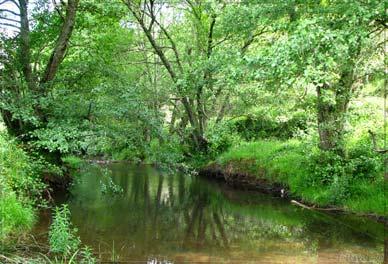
[49,205,81,256]
[217,137,385,215]
[62,155,84,170]
[100,169,123,195]
[0,192,35,242]
[228,110,312,140]
[206,121,241,157]
[304,148,354,204]
[110,144,143,162]
[0,3,386,260]
[347,139,383,181]
[145,136,185,166]
[0,133,46,202]
[48,204,97,263]
[31,121,91,155]
[346,180,386,216]
[78,246,96,264]
[306,150,346,185]
[0,133,45,243]
[345,97,384,180]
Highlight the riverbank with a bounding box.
[200,140,387,221]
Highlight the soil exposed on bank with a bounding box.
[199,162,388,224]
[199,163,287,197]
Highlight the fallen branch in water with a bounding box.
[291,200,388,224]
[291,200,342,211]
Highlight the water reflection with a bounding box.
[41,163,385,263]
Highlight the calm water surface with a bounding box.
[35,163,386,263]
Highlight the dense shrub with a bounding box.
[306,149,346,185]
[347,138,383,181]
[206,121,241,157]
[0,133,46,243]
[345,95,384,181]
[227,110,312,141]
[0,133,46,200]
[145,135,185,167]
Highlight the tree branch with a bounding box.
[0,21,19,29]
[18,0,34,90]
[241,27,268,55]
[0,9,19,16]
[206,14,216,58]
[125,0,205,149]
[51,0,65,21]
[41,0,79,84]
[368,130,387,154]
[0,0,19,8]
[147,9,184,73]
[126,1,178,82]
[146,0,155,31]
[0,16,20,24]
[185,0,201,21]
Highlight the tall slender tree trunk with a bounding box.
[125,2,210,152]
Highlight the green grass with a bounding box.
[0,133,95,262]
[215,139,386,216]
[345,181,386,216]
[0,133,44,244]
[62,155,84,169]
[0,192,36,242]
[217,139,307,186]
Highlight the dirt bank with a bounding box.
[199,163,288,197]
[199,162,388,224]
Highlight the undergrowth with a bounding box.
[215,137,385,216]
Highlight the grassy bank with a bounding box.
[211,139,386,217]
[0,133,46,247]
[0,133,96,263]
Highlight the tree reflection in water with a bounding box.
[39,163,385,263]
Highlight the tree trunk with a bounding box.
[1,109,24,137]
[317,86,344,153]
[19,0,34,88]
[316,72,352,156]
[41,0,80,85]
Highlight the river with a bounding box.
[34,163,385,263]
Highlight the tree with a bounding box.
[123,0,268,151]
[0,0,80,139]
[255,0,386,155]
